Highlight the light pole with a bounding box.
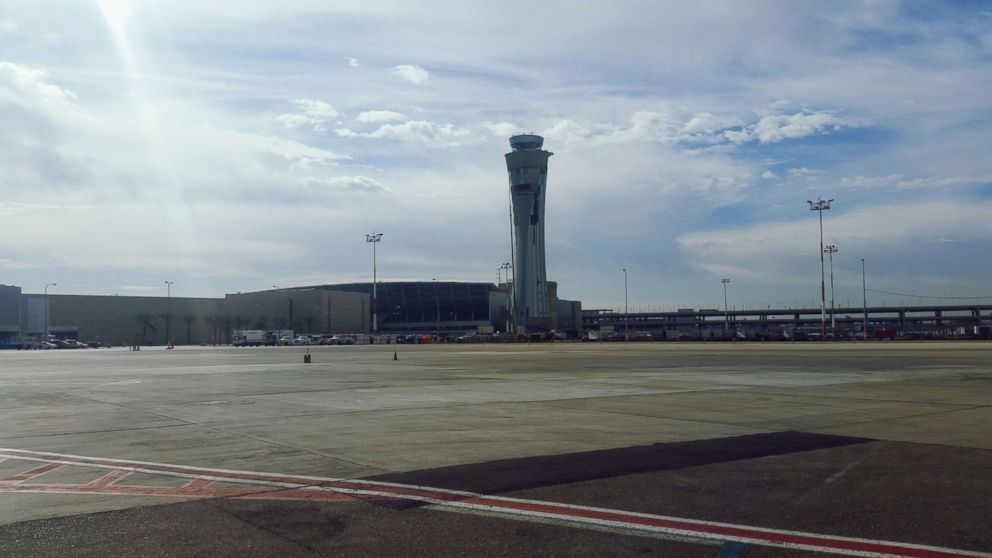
[43,282,56,340]
[622,268,629,342]
[721,278,730,335]
[164,281,173,345]
[807,197,833,340]
[824,245,837,337]
[365,231,383,333]
[272,285,279,334]
[433,278,440,338]
[500,262,512,333]
[861,258,868,341]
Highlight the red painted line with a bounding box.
[179,479,214,491]
[87,469,132,487]
[2,462,64,482]
[0,482,356,502]
[0,448,988,558]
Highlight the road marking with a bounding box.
[86,469,132,487]
[0,447,988,558]
[2,462,64,482]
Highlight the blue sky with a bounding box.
[1,1,991,310]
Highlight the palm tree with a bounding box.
[182,314,196,345]
[135,313,157,345]
[205,315,221,345]
[158,312,175,345]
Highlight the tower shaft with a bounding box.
[505,135,553,333]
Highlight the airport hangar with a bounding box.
[0,282,584,346]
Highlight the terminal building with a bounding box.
[0,282,583,346]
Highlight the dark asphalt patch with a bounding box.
[0,498,720,558]
[367,431,872,494]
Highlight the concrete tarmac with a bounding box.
[0,342,989,556]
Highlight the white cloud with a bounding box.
[724,111,853,145]
[0,61,80,112]
[483,121,519,137]
[346,57,360,67]
[0,20,18,34]
[787,167,819,177]
[761,170,778,180]
[355,110,406,123]
[391,64,429,85]
[336,120,470,147]
[276,98,338,132]
[300,175,390,194]
[841,173,992,190]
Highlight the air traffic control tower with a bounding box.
[505,134,553,333]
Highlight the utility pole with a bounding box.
[365,231,383,333]
[807,197,833,340]
[824,245,837,337]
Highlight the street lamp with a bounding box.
[807,197,833,340]
[824,245,838,337]
[622,268,629,342]
[721,278,731,335]
[164,281,174,346]
[861,258,868,341]
[44,282,57,340]
[365,231,383,333]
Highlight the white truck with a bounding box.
[232,330,267,347]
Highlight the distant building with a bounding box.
[0,284,22,341]
[0,282,579,345]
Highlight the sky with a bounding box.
[2,1,991,311]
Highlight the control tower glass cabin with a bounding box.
[505,134,553,333]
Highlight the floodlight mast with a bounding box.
[365,232,383,333]
[807,197,832,340]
